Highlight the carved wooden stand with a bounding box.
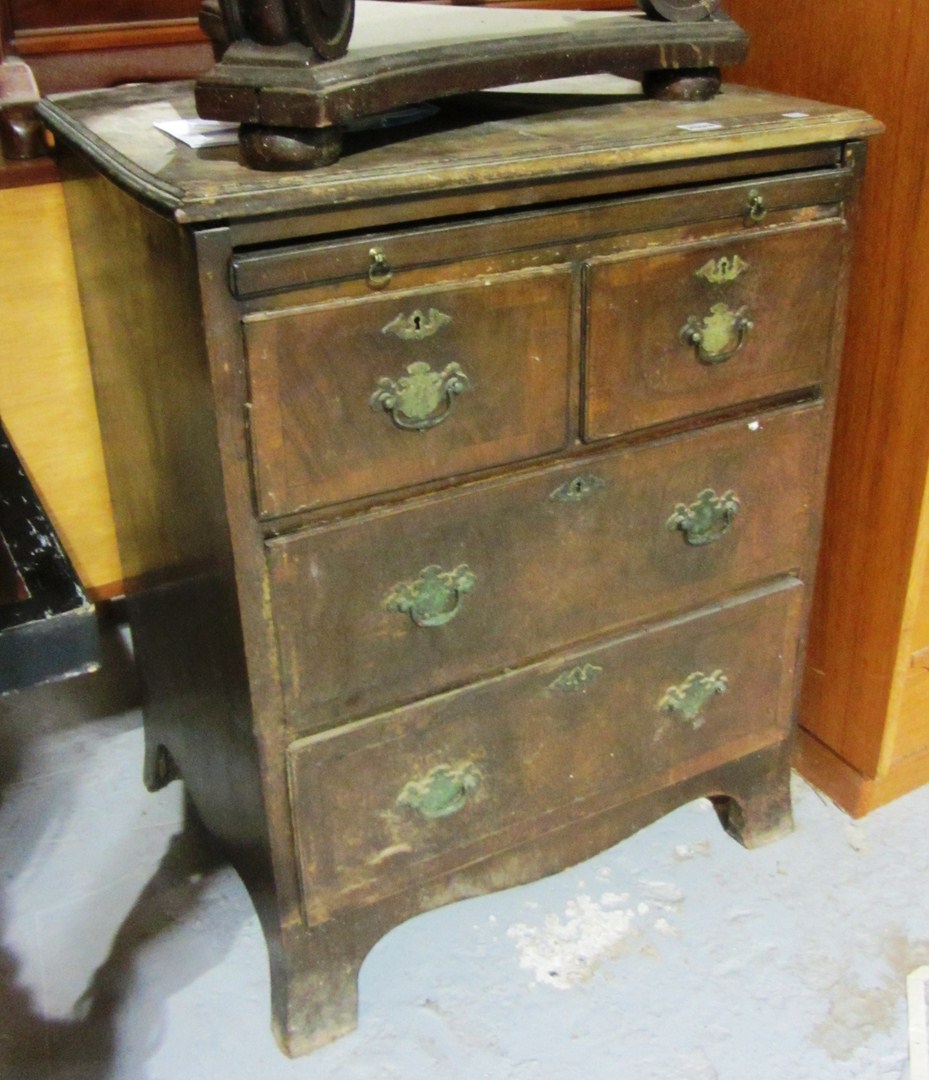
[196,0,748,169]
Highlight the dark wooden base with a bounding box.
[239,123,343,171]
[257,741,794,1056]
[196,3,747,170]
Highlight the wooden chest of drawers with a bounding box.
[39,81,878,1055]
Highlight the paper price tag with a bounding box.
[676,122,724,132]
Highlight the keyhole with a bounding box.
[571,478,585,494]
[412,314,423,334]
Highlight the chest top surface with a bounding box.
[38,80,879,227]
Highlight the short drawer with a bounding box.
[287,580,803,925]
[268,403,823,732]
[244,266,573,517]
[584,219,844,440]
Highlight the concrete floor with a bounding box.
[1,618,928,1080]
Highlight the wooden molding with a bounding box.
[12,19,206,55]
[795,727,929,819]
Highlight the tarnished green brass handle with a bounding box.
[370,361,471,431]
[385,564,475,627]
[658,670,729,729]
[397,762,481,819]
[680,302,754,364]
[368,247,392,289]
[666,488,740,546]
[747,189,768,223]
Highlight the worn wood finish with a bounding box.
[246,267,573,516]
[194,1,747,163]
[37,82,877,226]
[229,173,849,300]
[288,580,802,925]
[725,0,929,816]
[270,404,823,731]
[43,83,875,1055]
[585,219,843,440]
[58,156,269,862]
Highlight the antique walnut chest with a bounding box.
[39,82,878,1055]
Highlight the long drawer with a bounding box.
[268,403,824,733]
[287,580,803,926]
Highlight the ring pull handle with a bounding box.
[368,246,393,289]
[680,303,753,365]
[747,189,768,223]
[384,563,475,627]
[397,762,481,819]
[666,488,740,546]
[370,361,471,431]
[658,670,729,729]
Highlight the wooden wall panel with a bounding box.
[726,1,929,787]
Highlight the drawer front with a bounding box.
[268,404,823,732]
[287,580,803,925]
[584,219,844,440]
[244,266,573,517]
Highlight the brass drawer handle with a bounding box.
[658,669,729,729]
[397,762,481,819]
[385,563,475,627]
[680,303,753,364]
[747,189,768,223]
[666,488,740,545]
[368,246,392,289]
[370,361,471,431]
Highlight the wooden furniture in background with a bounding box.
[0,164,125,595]
[1,0,208,95]
[41,81,876,1054]
[726,0,929,816]
[0,418,98,693]
[0,0,211,598]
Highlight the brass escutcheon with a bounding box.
[550,475,605,503]
[397,762,481,819]
[384,564,475,627]
[694,255,750,284]
[680,302,754,364]
[382,308,452,341]
[548,663,604,693]
[370,361,471,431]
[666,488,740,546]
[658,670,729,729]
